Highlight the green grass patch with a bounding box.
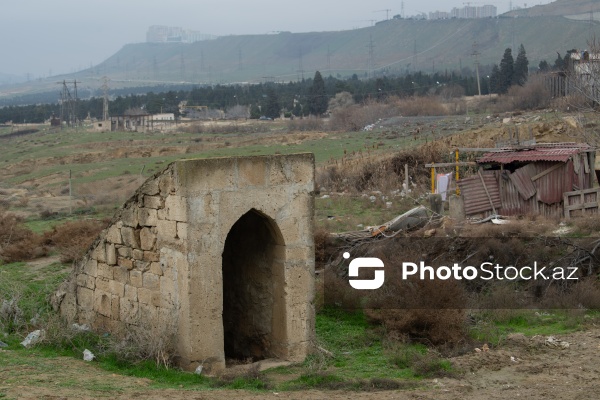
[470,309,595,345]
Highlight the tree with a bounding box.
[564,41,600,107]
[498,48,514,94]
[538,60,550,72]
[263,88,280,119]
[489,64,500,94]
[249,104,261,119]
[307,71,328,116]
[513,44,529,86]
[328,91,354,112]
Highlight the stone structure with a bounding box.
[57,154,316,372]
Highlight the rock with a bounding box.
[562,116,580,129]
[474,347,481,353]
[83,349,95,362]
[482,343,490,352]
[506,333,528,346]
[71,323,91,332]
[503,118,512,124]
[424,229,436,238]
[21,329,45,348]
[545,336,570,349]
[195,365,203,375]
[0,341,8,348]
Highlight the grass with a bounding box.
[469,309,596,346]
[315,194,419,232]
[0,262,437,392]
[2,123,436,189]
[0,261,70,333]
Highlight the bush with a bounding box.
[0,211,47,263]
[395,96,449,117]
[316,142,450,193]
[386,342,454,377]
[44,219,109,263]
[287,115,324,132]
[328,100,397,131]
[493,78,552,112]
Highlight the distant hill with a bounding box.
[0,72,26,86]
[506,0,600,19]
[2,10,600,103]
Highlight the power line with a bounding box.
[367,35,375,78]
[297,47,305,81]
[374,9,392,20]
[58,80,79,131]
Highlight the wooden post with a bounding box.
[455,149,460,195]
[69,169,72,215]
[431,167,436,194]
[404,164,409,192]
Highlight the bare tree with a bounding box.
[565,38,600,108]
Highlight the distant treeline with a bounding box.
[0,71,485,124]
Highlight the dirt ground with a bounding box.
[2,327,599,399]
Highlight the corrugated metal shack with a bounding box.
[457,143,598,219]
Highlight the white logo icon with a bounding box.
[345,252,385,290]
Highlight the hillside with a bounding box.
[68,17,600,83]
[1,13,599,103]
[506,0,600,18]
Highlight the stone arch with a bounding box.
[221,208,287,362]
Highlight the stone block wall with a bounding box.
[57,153,315,372]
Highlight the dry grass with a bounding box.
[43,219,109,263]
[287,116,324,132]
[492,78,552,113]
[316,141,451,193]
[328,100,398,132]
[0,211,48,263]
[77,177,145,210]
[42,315,179,368]
[395,96,450,117]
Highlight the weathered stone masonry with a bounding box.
[57,153,316,372]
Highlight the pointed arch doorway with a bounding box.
[221,209,287,362]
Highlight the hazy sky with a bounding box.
[1,0,552,78]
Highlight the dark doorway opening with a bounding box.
[222,209,285,362]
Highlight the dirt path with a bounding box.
[2,328,600,399]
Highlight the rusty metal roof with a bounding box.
[477,144,592,164]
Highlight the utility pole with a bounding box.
[102,77,110,121]
[375,9,392,20]
[472,42,482,96]
[367,35,375,78]
[297,47,305,81]
[401,1,405,18]
[58,80,79,131]
[413,39,418,72]
[238,46,243,71]
[180,52,186,80]
[153,56,159,80]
